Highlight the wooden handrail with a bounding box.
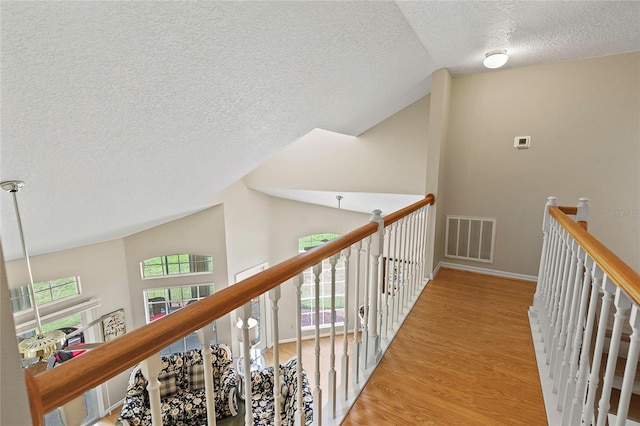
[549,206,640,305]
[383,194,434,227]
[26,194,435,422]
[558,206,578,215]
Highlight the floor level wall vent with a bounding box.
[445,215,496,263]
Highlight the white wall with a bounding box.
[267,197,370,341]
[436,52,640,276]
[122,204,232,342]
[4,239,133,411]
[244,96,430,196]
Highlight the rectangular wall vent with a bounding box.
[445,215,496,263]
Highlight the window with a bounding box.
[143,284,216,355]
[141,254,213,279]
[10,276,81,314]
[299,233,345,329]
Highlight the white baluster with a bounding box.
[140,353,163,426]
[542,219,561,346]
[561,256,593,417]
[565,260,602,426]
[418,205,429,290]
[352,241,362,385]
[582,273,615,424]
[553,240,579,390]
[597,287,631,426]
[540,219,559,342]
[341,247,351,401]
[391,223,400,325]
[269,286,282,426]
[557,246,585,408]
[362,237,371,369]
[615,304,640,426]
[328,255,338,419]
[534,197,558,317]
[293,274,305,426]
[312,262,322,424]
[401,216,410,314]
[547,229,569,363]
[367,210,384,366]
[549,230,572,373]
[197,324,217,426]
[237,302,254,425]
[380,229,389,340]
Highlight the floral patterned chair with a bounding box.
[250,357,313,426]
[117,344,237,426]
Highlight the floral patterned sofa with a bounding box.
[117,344,237,426]
[249,357,313,426]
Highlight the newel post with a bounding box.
[533,196,558,318]
[576,197,589,230]
[367,209,384,365]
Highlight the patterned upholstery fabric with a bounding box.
[117,344,237,426]
[249,357,313,426]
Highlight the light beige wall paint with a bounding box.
[425,69,451,276]
[439,52,640,275]
[268,197,370,341]
[3,238,133,414]
[122,204,232,342]
[1,240,31,425]
[244,95,430,196]
[219,180,272,286]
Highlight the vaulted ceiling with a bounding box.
[1,1,639,260]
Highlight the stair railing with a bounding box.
[25,194,435,426]
[531,197,640,426]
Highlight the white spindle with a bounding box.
[547,228,569,361]
[341,248,351,401]
[419,205,429,289]
[352,241,362,384]
[557,246,585,408]
[552,240,579,390]
[197,324,217,426]
[565,260,602,426]
[549,231,573,375]
[615,304,640,426]
[380,229,390,340]
[543,221,562,345]
[367,210,384,366]
[534,197,558,316]
[540,219,559,340]
[561,256,593,416]
[582,274,615,424]
[362,237,371,369]
[328,255,338,419]
[293,274,305,426]
[596,287,632,425]
[140,354,163,426]
[312,262,322,424]
[401,216,410,314]
[238,302,254,425]
[391,223,400,325]
[269,286,282,426]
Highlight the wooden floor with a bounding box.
[96,268,546,425]
[342,268,546,425]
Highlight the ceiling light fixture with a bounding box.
[1,180,66,360]
[483,50,509,69]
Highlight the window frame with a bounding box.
[140,254,213,280]
[10,276,82,316]
[298,233,346,330]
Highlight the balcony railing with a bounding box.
[25,194,435,426]
[531,197,640,425]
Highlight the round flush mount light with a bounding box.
[483,50,508,69]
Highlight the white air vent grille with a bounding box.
[445,216,496,263]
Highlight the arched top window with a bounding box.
[140,254,213,279]
[298,233,341,252]
[10,276,81,314]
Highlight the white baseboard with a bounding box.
[438,261,538,282]
[431,262,442,279]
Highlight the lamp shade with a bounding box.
[483,51,508,69]
[236,317,259,346]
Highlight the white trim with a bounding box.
[438,261,537,282]
[15,298,102,334]
[431,262,442,279]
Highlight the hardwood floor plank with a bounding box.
[341,268,546,425]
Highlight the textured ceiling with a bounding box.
[1,1,639,260]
